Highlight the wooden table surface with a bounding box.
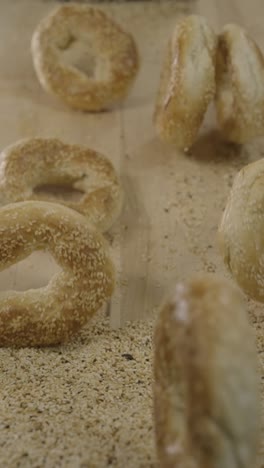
[0,0,263,464]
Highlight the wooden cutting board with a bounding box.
[0,0,263,465]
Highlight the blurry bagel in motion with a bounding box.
[31,4,139,111]
[154,274,260,468]
[215,24,264,144]
[218,158,264,301]
[154,15,217,150]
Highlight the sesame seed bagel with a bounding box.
[31,4,139,111]
[154,15,217,150]
[154,274,260,468]
[218,159,264,301]
[0,201,115,347]
[215,24,264,144]
[0,138,123,232]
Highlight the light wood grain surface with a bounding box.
[0,0,263,465]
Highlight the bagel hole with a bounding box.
[0,251,62,292]
[58,35,110,81]
[33,183,84,202]
[59,36,97,78]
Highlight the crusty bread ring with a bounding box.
[31,4,139,111]
[215,24,264,144]
[218,159,264,301]
[0,201,115,347]
[0,138,122,232]
[154,274,260,468]
[154,15,217,150]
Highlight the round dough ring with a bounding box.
[154,15,217,150]
[0,201,115,347]
[154,274,260,468]
[31,4,139,111]
[0,138,123,232]
[218,158,264,301]
[215,24,264,144]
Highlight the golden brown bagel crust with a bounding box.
[154,274,260,468]
[0,138,123,232]
[216,24,264,144]
[0,201,115,347]
[154,15,217,149]
[31,4,139,111]
[218,159,264,301]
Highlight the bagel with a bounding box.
[215,24,264,144]
[31,4,139,111]
[154,15,217,150]
[0,201,115,347]
[0,138,122,232]
[154,274,260,468]
[218,159,264,301]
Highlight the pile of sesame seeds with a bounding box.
[0,310,157,467]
